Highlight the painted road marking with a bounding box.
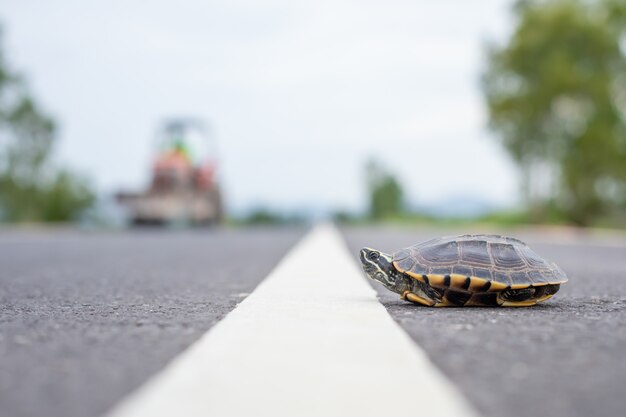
[106,224,479,417]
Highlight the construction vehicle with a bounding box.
[117,119,223,226]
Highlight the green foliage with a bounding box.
[365,159,405,220]
[233,208,306,226]
[483,0,626,226]
[241,208,284,225]
[0,29,94,222]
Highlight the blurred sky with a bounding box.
[3,0,517,215]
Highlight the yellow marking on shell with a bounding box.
[501,300,538,307]
[405,271,505,292]
[400,267,567,292]
[535,294,554,303]
[398,269,427,284]
[402,291,435,307]
[510,281,565,289]
[425,274,445,286]
[450,274,468,287]
[392,261,410,274]
[467,277,488,291]
[535,279,568,285]
[488,281,509,291]
[509,284,532,290]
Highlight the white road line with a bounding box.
[106,224,479,417]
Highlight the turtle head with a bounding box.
[360,247,401,292]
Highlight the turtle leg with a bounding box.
[498,287,538,307]
[499,284,560,306]
[530,285,555,303]
[402,291,436,307]
[401,279,442,307]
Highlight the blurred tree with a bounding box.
[238,208,305,226]
[242,208,283,225]
[0,28,94,222]
[483,0,626,225]
[366,159,404,220]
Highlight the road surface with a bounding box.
[1,225,625,417]
[0,228,303,417]
[342,226,626,417]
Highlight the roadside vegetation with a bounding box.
[230,208,307,226]
[0,28,94,223]
[3,1,626,229]
[340,0,626,229]
[484,0,626,227]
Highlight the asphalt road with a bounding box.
[0,228,304,417]
[342,226,626,417]
[2,225,625,417]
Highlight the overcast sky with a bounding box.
[3,0,517,215]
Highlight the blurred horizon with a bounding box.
[1,0,519,217]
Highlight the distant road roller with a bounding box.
[117,119,223,226]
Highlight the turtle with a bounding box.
[359,234,567,307]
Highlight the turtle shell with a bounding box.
[393,234,568,291]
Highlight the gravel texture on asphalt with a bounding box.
[0,228,304,417]
[342,227,626,417]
